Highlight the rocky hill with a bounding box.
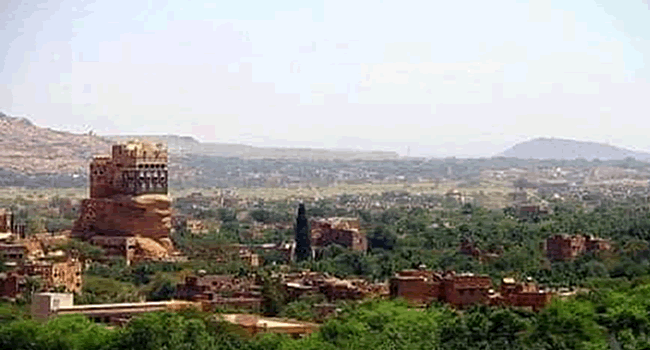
[0,112,113,174]
[0,112,399,177]
[497,137,650,161]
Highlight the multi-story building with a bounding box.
[0,208,11,233]
[390,270,553,310]
[0,209,25,238]
[23,258,83,293]
[311,217,367,252]
[389,270,493,308]
[545,234,611,261]
[545,235,586,261]
[90,142,168,198]
[494,277,552,311]
[0,243,27,261]
[175,275,261,311]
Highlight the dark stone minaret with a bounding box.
[294,203,311,262]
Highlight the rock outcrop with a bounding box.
[73,194,172,240]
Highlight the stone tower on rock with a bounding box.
[72,140,178,263]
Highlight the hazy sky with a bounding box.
[2,0,649,157]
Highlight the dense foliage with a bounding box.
[5,285,650,350]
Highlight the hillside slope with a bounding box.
[0,112,399,176]
[0,112,113,174]
[497,137,650,161]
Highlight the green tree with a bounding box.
[524,299,608,350]
[115,312,219,350]
[295,203,311,262]
[260,271,287,317]
[55,239,105,263]
[368,225,397,251]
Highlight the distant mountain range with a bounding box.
[4,111,650,179]
[0,112,400,175]
[105,134,400,161]
[497,138,650,161]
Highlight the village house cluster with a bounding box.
[389,269,552,311]
[489,165,650,212]
[175,273,263,311]
[0,231,82,299]
[333,191,447,210]
[283,270,388,302]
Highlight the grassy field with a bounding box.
[175,180,513,209]
[0,187,87,202]
[0,180,513,209]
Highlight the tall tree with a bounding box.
[294,203,311,262]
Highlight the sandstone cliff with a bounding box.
[72,194,172,240]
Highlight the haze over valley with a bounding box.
[3,1,650,348]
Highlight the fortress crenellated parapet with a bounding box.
[90,141,168,198]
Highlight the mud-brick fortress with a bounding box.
[72,141,180,264]
[89,142,168,198]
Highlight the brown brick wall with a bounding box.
[0,209,10,233]
[391,272,492,308]
[506,292,552,310]
[23,259,83,293]
[0,244,27,261]
[0,273,22,298]
[311,219,367,252]
[390,277,441,304]
[51,260,83,293]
